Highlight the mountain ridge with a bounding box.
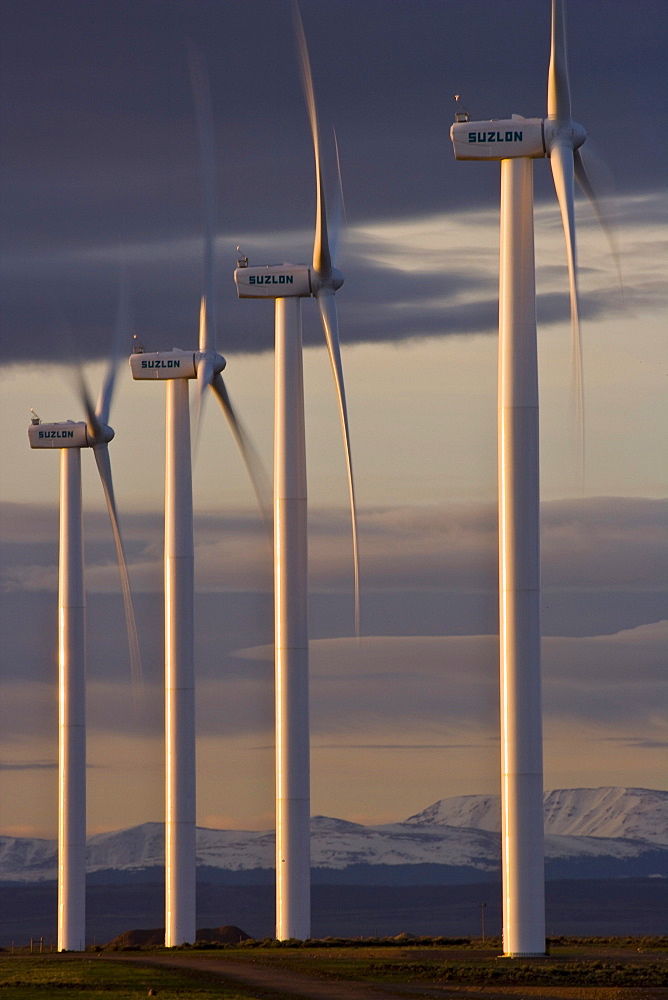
[1,786,665,884]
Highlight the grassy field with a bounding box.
[196,936,668,986]
[1,937,666,998]
[0,954,262,1000]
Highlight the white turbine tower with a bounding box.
[234,9,359,942]
[450,0,604,957]
[28,327,141,953]
[130,50,267,948]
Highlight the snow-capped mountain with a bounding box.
[406,787,668,845]
[1,787,665,884]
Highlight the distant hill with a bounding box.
[1,787,666,884]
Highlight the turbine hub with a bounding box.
[312,267,344,294]
[544,118,586,153]
[195,349,226,374]
[92,423,115,445]
[330,267,344,292]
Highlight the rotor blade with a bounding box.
[550,141,585,490]
[76,368,103,441]
[317,290,360,636]
[210,372,271,526]
[329,126,345,269]
[194,357,214,456]
[293,2,331,279]
[574,147,623,290]
[97,271,130,426]
[198,289,208,354]
[92,442,143,692]
[188,40,218,354]
[97,363,118,431]
[193,296,213,451]
[547,0,571,121]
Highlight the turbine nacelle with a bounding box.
[451,114,586,161]
[234,262,343,299]
[28,418,114,449]
[451,116,546,160]
[129,347,226,380]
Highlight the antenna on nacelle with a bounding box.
[236,246,248,268]
[454,94,470,123]
[30,409,41,425]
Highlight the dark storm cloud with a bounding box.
[0,217,633,361]
[542,622,667,727]
[1,497,664,698]
[4,621,664,743]
[3,497,665,599]
[1,0,665,363]
[2,495,664,748]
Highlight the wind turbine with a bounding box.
[234,9,359,942]
[130,49,267,948]
[28,322,141,953]
[450,0,604,957]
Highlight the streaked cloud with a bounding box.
[2,497,664,597]
[3,621,663,834]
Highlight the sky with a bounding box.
[0,0,666,841]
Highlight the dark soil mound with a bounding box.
[196,925,251,944]
[105,924,251,949]
[106,927,166,949]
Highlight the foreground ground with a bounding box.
[2,939,667,1000]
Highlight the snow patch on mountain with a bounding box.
[406,795,501,832]
[542,788,668,844]
[0,835,59,878]
[405,787,668,845]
